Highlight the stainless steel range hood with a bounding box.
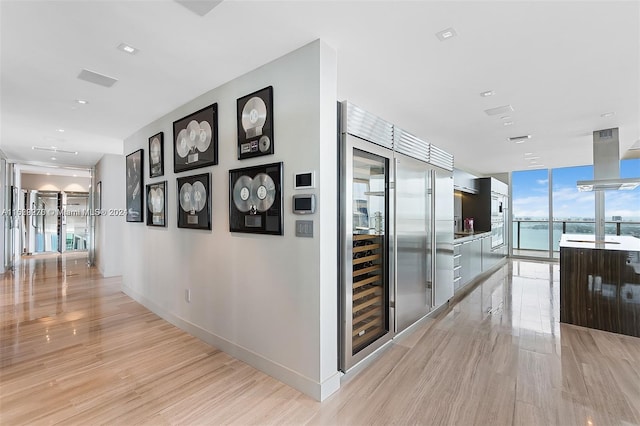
[577,128,640,191]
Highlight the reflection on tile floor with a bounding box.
[1,255,640,425]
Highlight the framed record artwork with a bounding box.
[146,181,167,227]
[149,132,164,178]
[229,162,283,235]
[177,173,211,230]
[173,103,218,173]
[237,86,274,160]
[126,149,144,222]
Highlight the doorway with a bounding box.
[21,190,89,255]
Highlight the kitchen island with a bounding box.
[559,234,640,337]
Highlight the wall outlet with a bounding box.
[185,289,191,303]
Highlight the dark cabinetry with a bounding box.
[560,246,639,337]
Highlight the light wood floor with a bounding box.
[1,254,639,425]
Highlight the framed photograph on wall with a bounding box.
[146,181,167,227]
[173,103,218,173]
[149,132,164,178]
[126,149,144,222]
[237,86,274,160]
[177,173,211,230]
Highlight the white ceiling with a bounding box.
[1,1,638,175]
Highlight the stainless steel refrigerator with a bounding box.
[339,102,454,372]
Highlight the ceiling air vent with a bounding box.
[508,135,531,144]
[484,105,514,116]
[77,69,118,88]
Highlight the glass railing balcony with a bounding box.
[513,219,640,255]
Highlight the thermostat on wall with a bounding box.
[293,194,316,214]
[294,171,315,189]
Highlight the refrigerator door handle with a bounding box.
[430,169,436,308]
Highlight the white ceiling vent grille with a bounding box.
[77,69,118,88]
[484,105,514,116]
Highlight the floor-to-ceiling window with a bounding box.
[605,159,640,238]
[551,165,595,258]
[512,169,550,258]
[512,159,640,259]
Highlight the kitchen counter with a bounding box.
[453,231,504,294]
[559,234,640,252]
[454,231,491,243]
[560,233,640,338]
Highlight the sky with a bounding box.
[512,159,640,221]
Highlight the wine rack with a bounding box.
[352,233,384,353]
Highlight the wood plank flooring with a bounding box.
[1,254,639,425]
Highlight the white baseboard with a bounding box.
[121,285,339,401]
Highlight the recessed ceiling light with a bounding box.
[51,157,57,161]
[75,99,88,105]
[524,152,534,156]
[117,43,139,55]
[508,135,532,143]
[528,156,541,160]
[73,174,77,178]
[436,27,457,41]
[527,164,545,168]
[57,128,65,133]
[480,90,494,97]
[503,121,513,126]
[600,112,615,118]
[501,116,511,120]
[46,173,51,176]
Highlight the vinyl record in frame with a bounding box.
[146,181,167,227]
[177,173,211,230]
[173,103,218,173]
[229,162,283,235]
[237,86,274,160]
[126,149,144,222]
[148,132,164,178]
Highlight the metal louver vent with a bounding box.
[429,144,454,171]
[599,129,613,139]
[343,102,394,149]
[394,128,429,162]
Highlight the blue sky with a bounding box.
[513,159,640,220]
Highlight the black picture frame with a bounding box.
[229,162,283,235]
[177,173,211,230]
[237,86,274,160]
[146,181,167,227]
[173,103,218,173]
[126,149,144,222]
[149,132,164,178]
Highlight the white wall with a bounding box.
[121,40,339,400]
[21,173,90,192]
[95,154,125,277]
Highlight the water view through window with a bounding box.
[512,159,640,258]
